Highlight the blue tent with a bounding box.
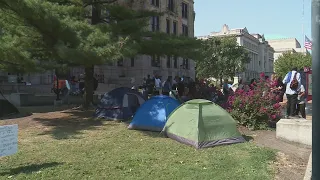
[95,87,146,120]
[128,95,181,131]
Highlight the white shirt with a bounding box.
[282,71,301,95]
[162,81,166,87]
[155,78,161,88]
[298,84,306,104]
[65,80,71,90]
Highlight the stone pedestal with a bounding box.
[276,118,312,146]
[4,93,34,107]
[54,100,63,107]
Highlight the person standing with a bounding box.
[162,76,172,96]
[222,79,230,97]
[236,79,244,92]
[176,77,185,97]
[296,84,306,119]
[146,74,154,96]
[78,74,85,95]
[154,75,161,95]
[282,67,301,118]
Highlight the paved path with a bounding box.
[240,128,311,180]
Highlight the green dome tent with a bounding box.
[163,99,245,149]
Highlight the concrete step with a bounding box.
[276,118,312,146]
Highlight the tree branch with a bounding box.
[83,0,118,7]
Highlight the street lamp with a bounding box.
[311,1,320,178]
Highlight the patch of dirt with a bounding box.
[239,127,311,180]
[274,152,309,180]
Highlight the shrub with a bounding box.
[225,73,282,130]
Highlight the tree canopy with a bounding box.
[196,36,250,81]
[0,0,202,107]
[274,52,312,78]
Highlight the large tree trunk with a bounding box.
[82,2,99,109]
[84,65,94,108]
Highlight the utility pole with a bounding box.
[303,0,305,53]
[311,0,320,179]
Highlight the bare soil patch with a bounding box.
[239,127,311,180]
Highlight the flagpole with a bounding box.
[302,0,305,53]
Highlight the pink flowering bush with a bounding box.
[225,73,282,130]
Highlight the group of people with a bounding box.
[219,67,307,119]
[52,74,99,96]
[281,67,307,119]
[140,74,197,102]
[53,69,308,119]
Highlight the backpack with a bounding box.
[290,72,299,90]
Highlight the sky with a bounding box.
[194,0,312,45]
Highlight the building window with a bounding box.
[173,56,178,68]
[182,2,188,19]
[168,0,174,11]
[182,58,189,69]
[151,55,160,67]
[117,58,124,66]
[182,25,188,36]
[166,19,170,34]
[166,56,171,68]
[151,0,159,7]
[130,57,134,67]
[151,16,160,32]
[173,21,177,35]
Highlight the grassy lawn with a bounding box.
[0,110,276,180]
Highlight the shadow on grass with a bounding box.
[138,130,165,138]
[0,112,32,121]
[19,105,79,114]
[0,162,63,176]
[242,135,254,142]
[0,106,76,121]
[34,110,104,140]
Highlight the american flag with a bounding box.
[304,36,312,50]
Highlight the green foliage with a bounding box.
[0,0,81,72]
[196,36,250,80]
[138,32,202,59]
[226,77,282,130]
[0,0,201,70]
[274,52,311,78]
[0,0,201,106]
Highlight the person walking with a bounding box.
[282,67,301,118]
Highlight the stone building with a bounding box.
[266,38,310,61]
[71,0,196,91]
[197,24,275,82]
[1,0,196,92]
